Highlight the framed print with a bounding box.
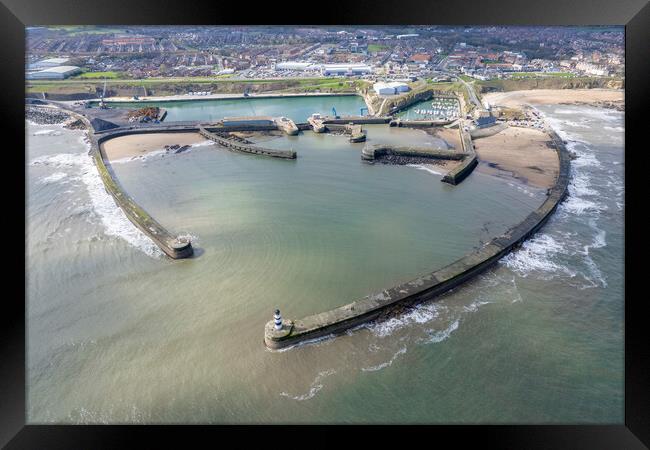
[2,0,648,447]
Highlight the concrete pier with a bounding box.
[441,125,479,185]
[323,116,391,125]
[361,144,465,163]
[389,118,455,128]
[199,128,297,159]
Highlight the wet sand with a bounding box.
[483,89,623,109]
[431,127,462,151]
[101,132,208,161]
[473,126,559,189]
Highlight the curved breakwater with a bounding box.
[264,129,570,349]
[92,133,194,259]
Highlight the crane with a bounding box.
[331,107,338,118]
[99,78,108,109]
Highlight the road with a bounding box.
[452,73,482,109]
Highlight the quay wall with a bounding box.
[323,116,391,125]
[441,127,478,185]
[441,155,479,185]
[199,128,296,159]
[361,144,465,162]
[389,118,455,128]
[264,128,571,349]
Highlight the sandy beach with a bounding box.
[483,89,623,109]
[101,132,208,161]
[473,126,559,189]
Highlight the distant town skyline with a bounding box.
[26,25,623,81]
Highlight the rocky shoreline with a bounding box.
[558,100,624,111]
[370,155,452,165]
[26,106,87,129]
[26,107,70,125]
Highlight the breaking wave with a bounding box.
[38,171,68,185]
[33,129,63,136]
[367,302,444,338]
[29,137,163,258]
[500,105,619,289]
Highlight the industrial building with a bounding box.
[321,64,372,76]
[275,62,315,71]
[26,65,81,80]
[373,81,411,95]
[28,57,70,71]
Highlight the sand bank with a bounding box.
[101,132,208,161]
[473,126,559,189]
[482,89,623,109]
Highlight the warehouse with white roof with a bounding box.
[321,64,372,76]
[27,66,82,80]
[373,81,411,96]
[275,62,315,71]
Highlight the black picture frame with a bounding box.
[3,0,648,447]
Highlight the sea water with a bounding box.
[26,103,623,423]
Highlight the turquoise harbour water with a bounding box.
[104,94,367,123]
[26,98,623,423]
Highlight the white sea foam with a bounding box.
[109,149,168,165]
[280,369,335,401]
[366,303,444,338]
[30,145,163,258]
[29,152,88,168]
[191,140,215,148]
[561,195,607,215]
[38,171,68,185]
[503,107,614,284]
[407,164,444,176]
[361,347,407,372]
[604,126,624,132]
[424,319,459,344]
[33,129,62,136]
[562,120,591,129]
[463,299,492,313]
[502,234,576,278]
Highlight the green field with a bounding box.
[73,71,124,79]
[45,26,127,36]
[368,44,389,53]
